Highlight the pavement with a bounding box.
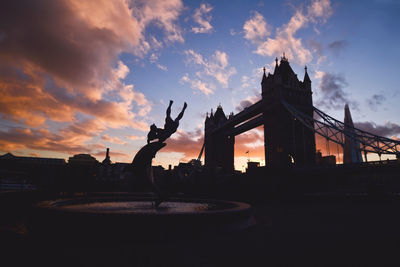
[1,192,400,266]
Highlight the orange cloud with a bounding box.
[101,134,127,145]
[163,129,204,161]
[235,127,264,158]
[0,0,183,158]
[0,119,106,156]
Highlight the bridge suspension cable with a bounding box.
[281,100,400,156]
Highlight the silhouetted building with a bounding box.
[0,152,66,189]
[98,148,114,182]
[316,151,336,166]
[343,104,363,163]
[68,153,99,165]
[102,148,112,164]
[67,154,99,192]
[152,165,165,179]
[262,56,316,167]
[204,105,235,172]
[246,161,260,173]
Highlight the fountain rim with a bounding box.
[34,196,252,216]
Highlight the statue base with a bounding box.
[26,195,255,242]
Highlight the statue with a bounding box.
[147,100,187,144]
[130,100,187,207]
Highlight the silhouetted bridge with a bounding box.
[215,99,400,157]
[203,56,400,171]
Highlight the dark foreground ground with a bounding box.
[2,191,400,266]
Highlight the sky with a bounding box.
[0,0,400,171]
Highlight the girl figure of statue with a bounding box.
[147,100,187,144]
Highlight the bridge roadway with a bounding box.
[212,100,264,136]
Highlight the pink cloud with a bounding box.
[0,0,181,128]
[244,0,333,65]
[191,3,214,34]
[0,0,183,157]
[0,120,105,156]
[101,134,127,145]
[183,49,236,93]
[243,11,271,44]
[163,129,204,161]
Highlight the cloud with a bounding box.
[243,11,271,44]
[127,135,145,141]
[0,119,106,155]
[101,134,127,145]
[180,73,214,95]
[135,0,184,44]
[191,3,214,34]
[235,127,264,158]
[307,39,327,64]
[367,94,386,111]
[148,53,168,71]
[309,38,346,64]
[328,40,348,56]
[235,94,261,112]
[307,0,333,23]
[308,39,324,56]
[0,0,179,127]
[241,76,250,88]
[0,0,183,157]
[254,10,311,65]
[245,0,333,65]
[184,49,237,90]
[315,72,357,110]
[156,64,168,71]
[149,53,159,63]
[237,100,253,111]
[105,61,152,121]
[235,64,273,96]
[163,129,204,161]
[354,121,400,138]
[314,70,325,79]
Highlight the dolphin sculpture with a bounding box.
[128,100,187,208]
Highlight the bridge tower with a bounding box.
[262,55,316,167]
[204,105,235,172]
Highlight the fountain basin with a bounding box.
[27,196,254,242]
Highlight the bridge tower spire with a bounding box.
[262,56,316,167]
[261,66,268,85]
[303,65,311,91]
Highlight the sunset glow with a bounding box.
[1,0,399,170]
